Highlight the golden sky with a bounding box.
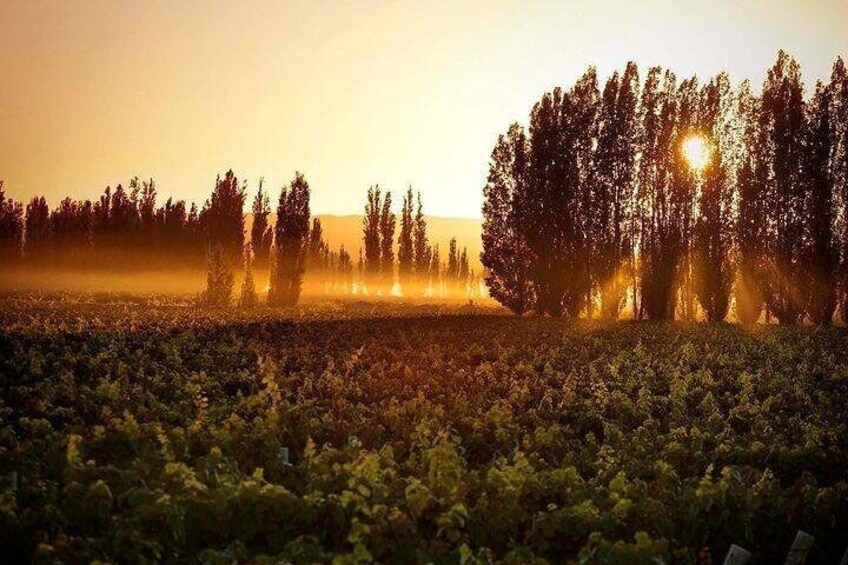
[1,0,846,218]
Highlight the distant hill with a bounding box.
[248,214,483,270]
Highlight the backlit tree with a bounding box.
[398,186,415,289]
[268,172,311,307]
[250,180,273,268]
[481,124,535,315]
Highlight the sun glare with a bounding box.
[682,135,711,172]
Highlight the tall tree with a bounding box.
[637,68,685,320]
[307,217,327,272]
[398,186,415,290]
[523,68,598,317]
[250,180,273,268]
[693,77,734,322]
[803,81,838,324]
[481,124,535,315]
[672,77,701,321]
[362,186,382,291]
[592,62,640,319]
[268,172,311,307]
[572,68,602,317]
[524,88,565,315]
[412,192,430,283]
[759,51,807,324]
[735,81,767,323]
[203,170,247,265]
[379,190,396,291]
[830,57,848,323]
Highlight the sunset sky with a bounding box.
[2,0,846,218]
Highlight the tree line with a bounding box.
[0,173,478,305]
[482,51,848,324]
[359,186,474,297]
[0,178,205,267]
[198,179,480,306]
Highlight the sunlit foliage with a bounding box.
[1,301,847,561]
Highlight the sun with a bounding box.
[682,135,711,172]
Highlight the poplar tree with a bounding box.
[693,77,734,322]
[759,51,807,324]
[735,81,767,323]
[804,81,837,324]
[481,124,535,314]
[398,186,415,289]
[572,69,602,317]
[412,192,430,283]
[673,77,701,322]
[203,170,247,265]
[592,63,640,319]
[524,68,598,317]
[830,57,848,323]
[250,180,273,268]
[362,186,382,291]
[308,217,327,272]
[268,172,311,307]
[524,88,565,315]
[637,68,683,320]
[379,191,396,291]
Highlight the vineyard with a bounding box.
[1,296,848,563]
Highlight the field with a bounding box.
[1,296,848,563]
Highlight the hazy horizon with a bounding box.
[3,0,847,218]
